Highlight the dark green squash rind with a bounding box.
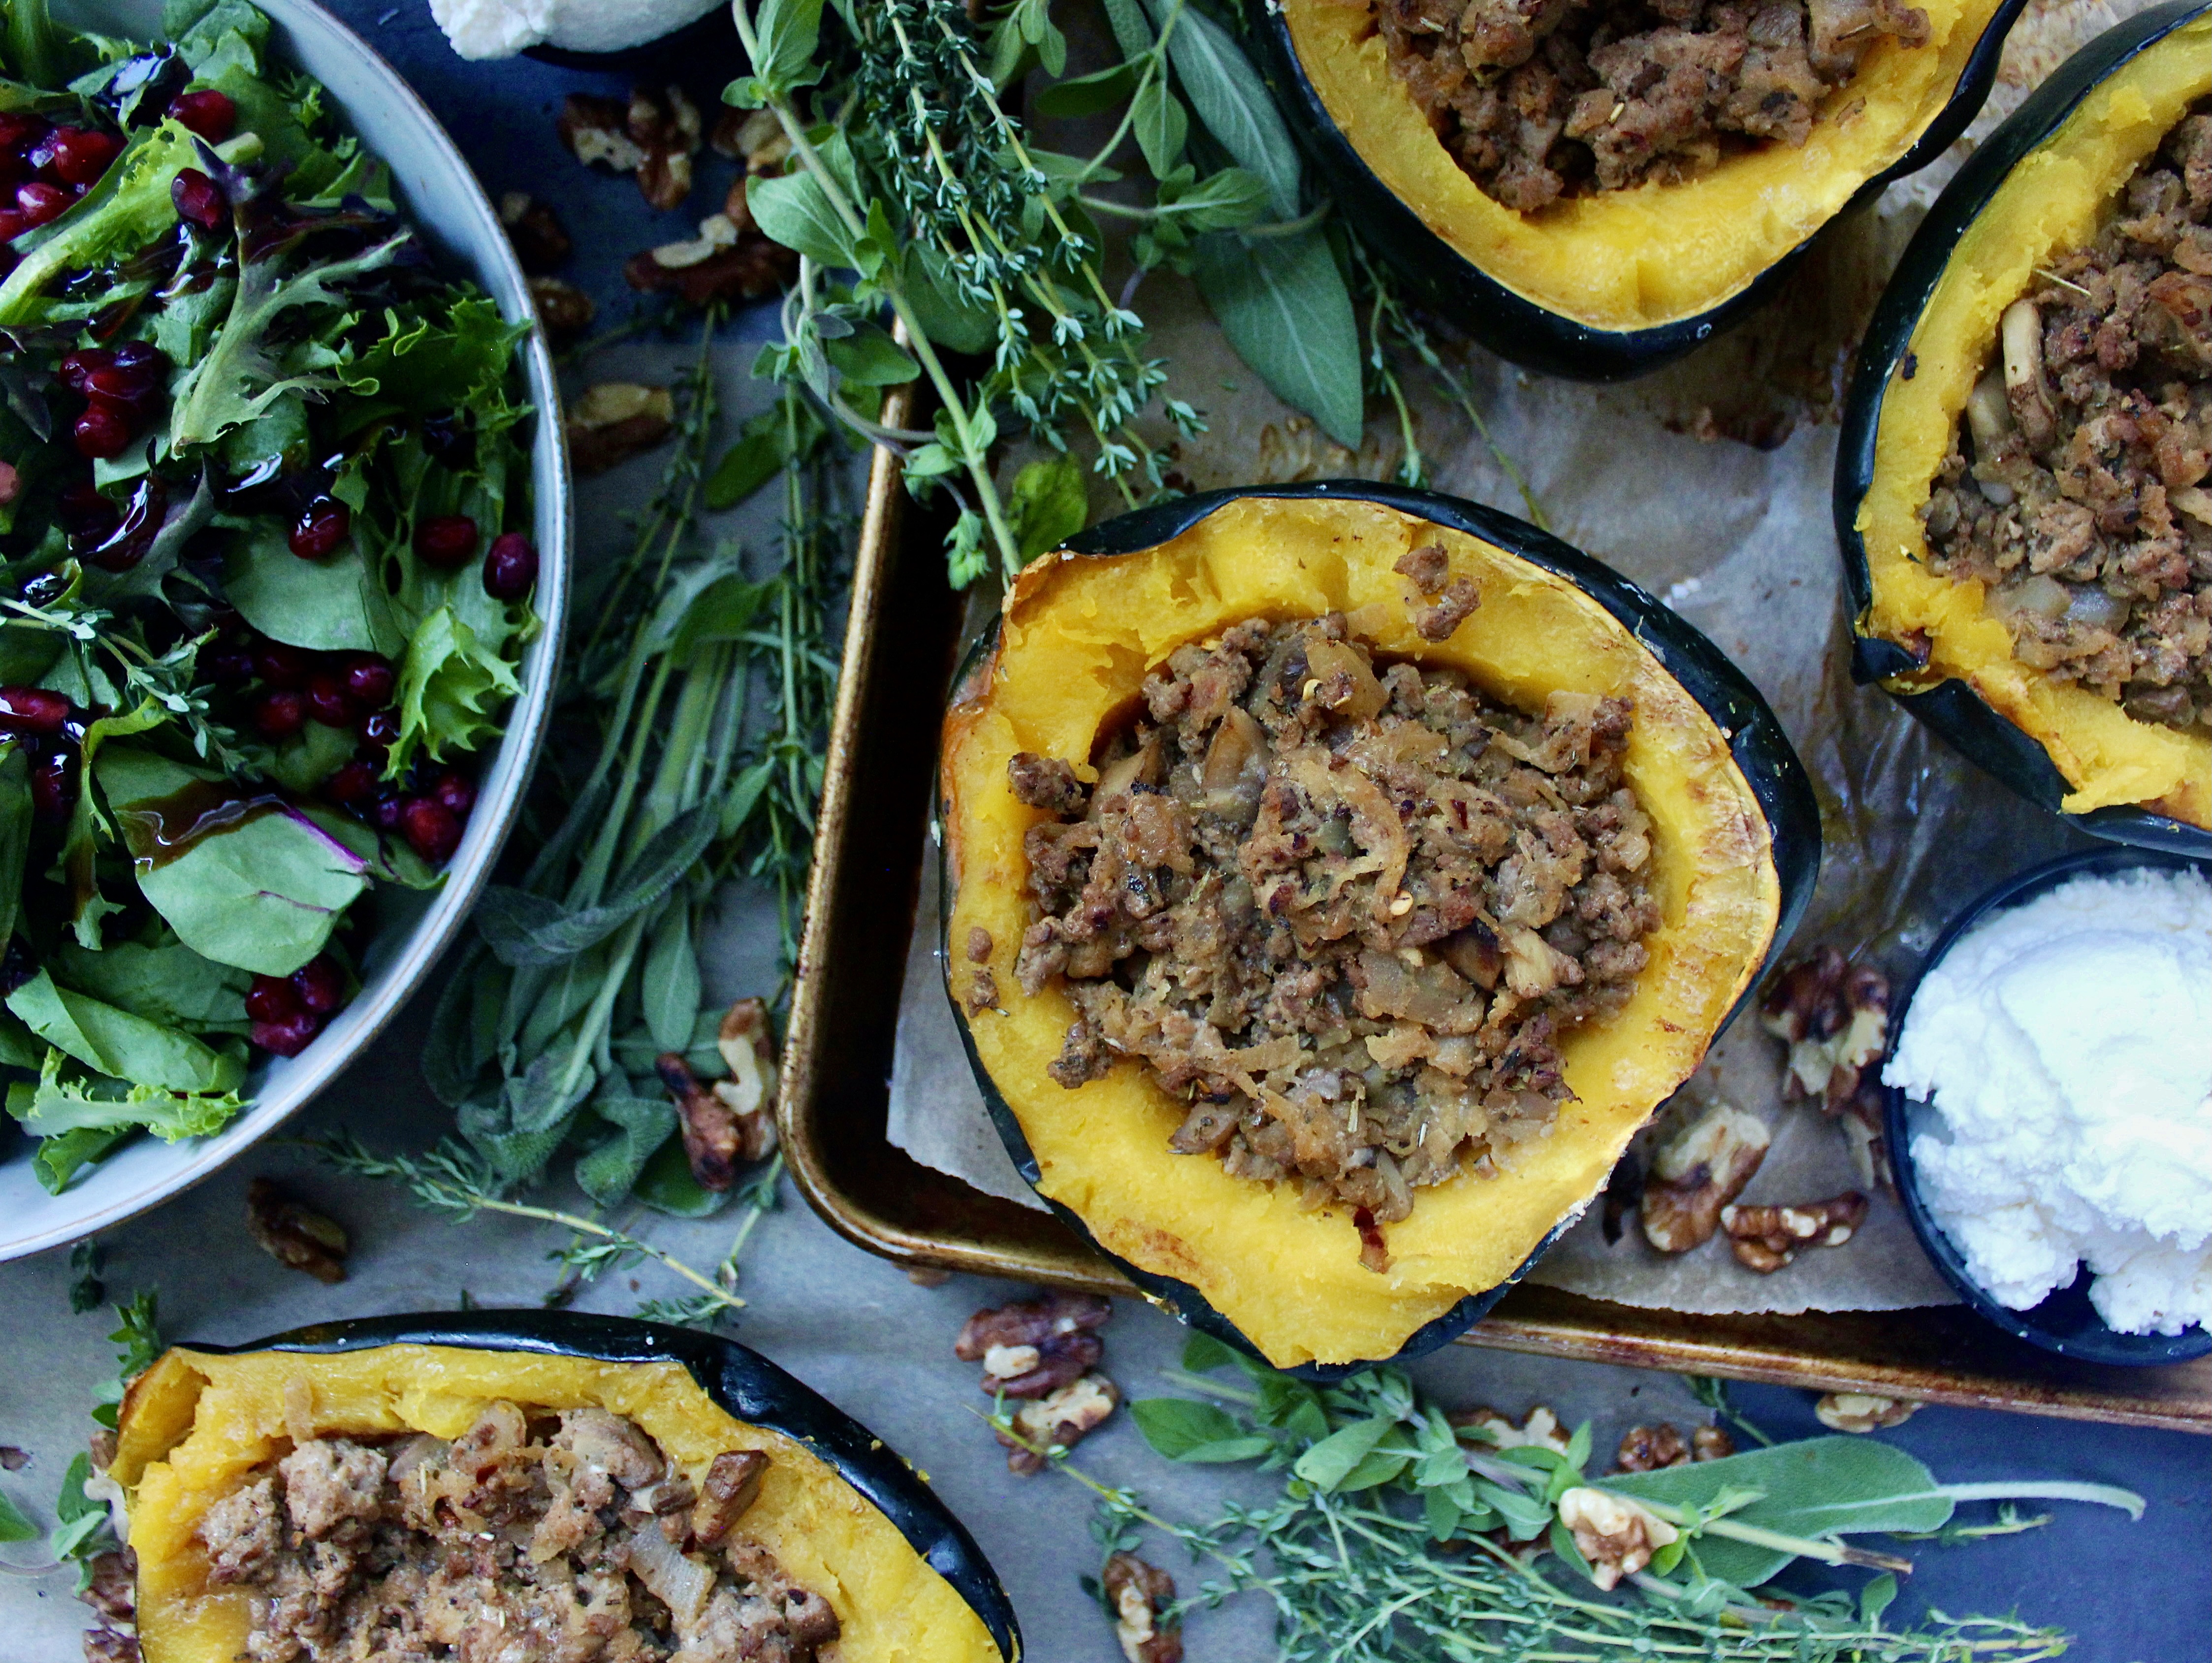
[1248,0,2028,380]
[1834,0,2212,857]
[942,480,1820,1374]
[184,1311,1023,1662]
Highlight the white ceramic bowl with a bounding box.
[0,0,569,1260]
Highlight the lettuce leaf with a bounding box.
[9,1051,246,1194]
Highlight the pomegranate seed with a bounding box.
[48,128,118,188]
[290,955,346,1015]
[370,790,406,832]
[251,1011,320,1057]
[166,90,236,142]
[16,181,69,227]
[0,208,26,242]
[23,129,59,174]
[482,532,538,601]
[254,690,306,740]
[431,771,476,818]
[0,113,45,153]
[86,342,164,407]
[244,974,301,1023]
[304,671,354,728]
[358,708,402,756]
[289,496,350,559]
[0,688,69,735]
[72,405,131,460]
[414,514,478,568]
[342,655,394,708]
[253,640,311,690]
[324,759,379,809]
[29,752,73,823]
[203,640,255,684]
[57,348,110,395]
[400,797,462,864]
[171,167,224,230]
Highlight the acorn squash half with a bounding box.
[1836,0,2212,848]
[940,484,1818,1370]
[112,1311,1019,1663]
[1251,0,2025,379]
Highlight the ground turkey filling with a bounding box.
[1375,0,1928,212]
[1006,578,1659,1259]
[1923,104,2212,731]
[193,1401,837,1663]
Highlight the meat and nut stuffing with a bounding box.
[1011,610,1660,1244]
[1374,0,1928,212]
[193,1401,837,1663]
[1924,103,2212,731]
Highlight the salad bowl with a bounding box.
[0,0,569,1259]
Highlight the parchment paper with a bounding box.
[884,0,2166,1313]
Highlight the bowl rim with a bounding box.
[1884,845,2212,1365]
[0,0,570,1261]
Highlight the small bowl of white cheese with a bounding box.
[1883,847,2212,1366]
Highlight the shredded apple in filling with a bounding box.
[193,1400,836,1663]
[1374,0,1927,213]
[1923,104,2212,732]
[1008,563,1659,1266]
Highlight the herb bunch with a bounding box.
[1009,1337,2143,1663]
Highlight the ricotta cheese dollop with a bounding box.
[1884,865,2212,1337]
[429,0,719,59]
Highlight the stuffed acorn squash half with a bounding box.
[110,1312,1018,1663]
[941,485,1817,1370]
[1838,0,2212,847]
[1252,0,2025,378]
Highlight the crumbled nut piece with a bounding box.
[1837,1075,1893,1193]
[1557,1487,1677,1591]
[498,192,572,273]
[998,1372,1119,1474]
[1613,1423,1687,1471]
[527,276,595,342]
[1721,1191,1868,1273]
[1814,1393,1920,1434]
[629,85,703,210]
[722,177,756,236]
[623,220,796,308]
[82,1629,141,1663]
[1448,1403,1570,1453]
[956,1291,1110,1398]
[1102,1551,1184,1663]
[908,1265,951,1286]
[0,1445,25,1471]
[1760,948,1891,1113]
[557,93,648,172]
[966,927,994,965]
[714,107,790,173]
[713,996,780,1163]
[566,382,674,475]
[982,1343,1042,1380]
[244,1177,348,1283]
[88,1429,117,1472]
[1691,1425,1735,1462]
[648,210,741,269]
[78,1548,135,1624]
[1639,1103,1770,1253]
[690,1449,769,1546]
[966,967,1000,1015]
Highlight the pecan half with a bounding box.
[1720,1191,1868,1273]
[498,191,571,273]
[566,382,674,476]
[657,1053,741,1191]
[527,276,595,342]
[957,1291,1110,1398]
[1102,1550,1183,1663]
[629,85,703,211]
[623,213,795,308]
[557,93,647,172]
[999,1372,1119,1475]
[244,1177,348,1283]
[1639,1103,1770,1253]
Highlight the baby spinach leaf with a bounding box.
[1193,226,1362,448]
[51,698,172,950]
[6,971,244,1093]
[51,937,250,1033]
[226,523,407,657]
[298,804,442,890]
[0,742,29,950]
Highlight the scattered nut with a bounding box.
[956,1291,1110,1398]
[1102,1550,1184,1663]
[713,996,780,1162]
[623,210,796,308]
[1721,1191,1869,1273]
[527,275,595,342]
[998,1371,1119,1474]
[1639,1103,1770,1253]
[1814,1392,1920,1434]
[690,1449,769,1546]
[498,191,572,273]
[1837,1074,1893,1193]
[1557,1486,1678,1591]
[1614,1422,1735,1472]
[711,106,790,174]
[244,1177,349,1283]
[1759,948,1890,1113]
[557,93,648,173]
[1448,1403,1570,1454]
[630,85,703,211]
[565,382,674,475]
[1691,1425,1736,1462]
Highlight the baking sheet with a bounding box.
[880,0,2163,1312]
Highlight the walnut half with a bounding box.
[1759,947,1890,1112]
[1102,1551,1183,1663]
[1638,1103,1770,1253]
[1557,1487,1678,1591]
[1814,1392,1920,1434]
[1721,1191,1868,1273]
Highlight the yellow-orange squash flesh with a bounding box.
[113,1344,1006,1663]
[941,497,1782,1368]
[1855,16,2212,825]
[1283,0,2011,333]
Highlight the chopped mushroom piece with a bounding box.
[1639,1103,1770,1253]
[1102,1551,1184,1663]
[1814,1392,1921,1434]
[690,1449,769,1546]
[244,1177,349,1284]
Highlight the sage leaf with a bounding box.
[1101,0,1154,57]
[1293,1413,1395,1491]
[719,758,776,841]
[641,898,701,1054]
[1008,452,1089,558]
[1192,226,1362,448]
[753,0,827,95]
[746,172,855,268]
[1035,60,1139,119]
[474,803,720,969]
[1860,1571,1898,1627]
[1143,0,1300,218]
[575,1093,678,1208]
[1133,76,1188,176]
[0,1491,33,1544]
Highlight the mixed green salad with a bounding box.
[0,0,539,1192]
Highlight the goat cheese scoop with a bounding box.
[429,0,719,58]
[1885,865,2212,1337]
